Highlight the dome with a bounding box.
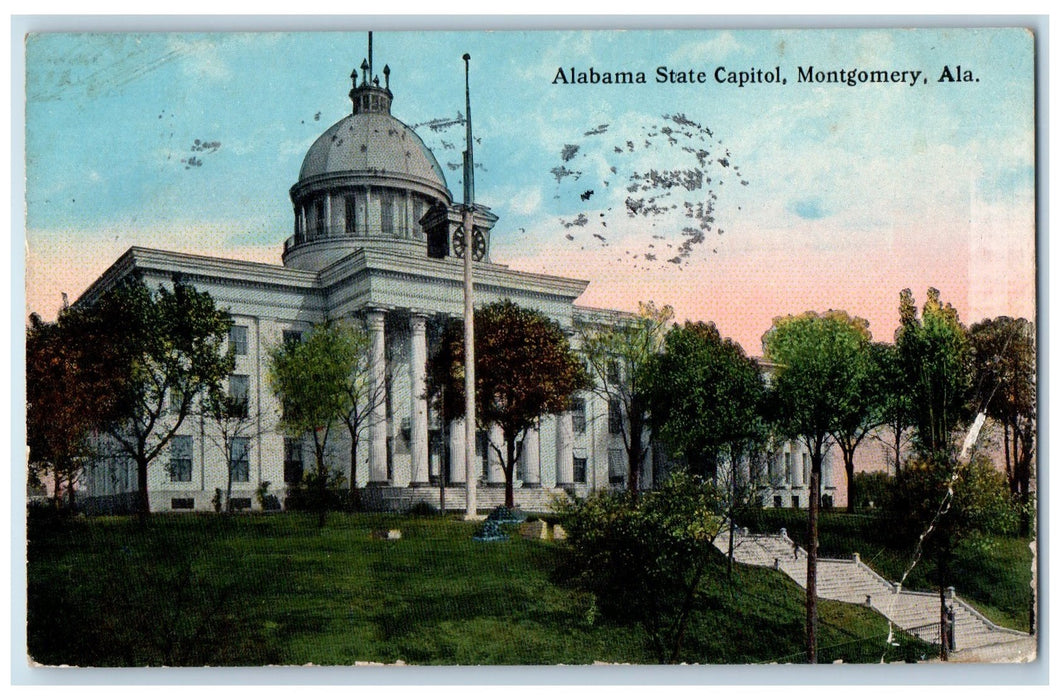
[297,111,449,196]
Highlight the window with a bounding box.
[315,198,326,235]
[169,435,193,482]
[412,199,425,234]
[784,452,792,484]
[606,359,621,384]
[284,438,304,485]
[608,448,626,485]
[573,456,588,484]
[230,437,250,483]
[169,387,186,414]
[792,495,800,509]
[345,195,357,234]
[802,453,810,485]
[516,440,526,481]
[774,495,783,508]
[171,498,195,510]
[229,325,248,356]
[229,497,252,511]
[282,330,302,345]
[380,192,395,234]
[570,398,587,434]
[229,375,249,416]
[608,399,623,435]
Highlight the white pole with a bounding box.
[462,53,477,519]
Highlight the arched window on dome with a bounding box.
[380,192,395,235]
[314,199,326,238]
[412,199,424,238]
[345,195,357,234]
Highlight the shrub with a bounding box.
[852,471,895,511]
[555,470,723,663]
[406,501,438,517]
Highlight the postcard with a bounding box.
[22,26,1037,673]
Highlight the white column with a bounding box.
[368,310,388,484]
[449,418,466,485]
[324,193,332,236]
[408,314,429,485]
[555,412,574,486]
[487,425,505,485]
[792,450,804,489]
[522,424,541,487]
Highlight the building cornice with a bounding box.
[76,246,322,306]
[318,246,590,301]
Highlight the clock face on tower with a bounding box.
[452,224,487,261]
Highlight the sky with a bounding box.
[23,28,1036,354]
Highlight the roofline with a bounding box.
[75,246,320,307]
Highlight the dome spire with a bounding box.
[349,32,393,115]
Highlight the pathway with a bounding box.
[716,528,1032,654]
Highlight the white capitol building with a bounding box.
[80,48,839,514]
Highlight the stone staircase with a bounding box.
[718,528,1031,654]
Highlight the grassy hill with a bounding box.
[27,510,934,666]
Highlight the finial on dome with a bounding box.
[349,35,393,115]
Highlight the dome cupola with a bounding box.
[283,40,453,271]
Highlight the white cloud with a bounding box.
[667,32,745,64]
[508,187,543,216]
[168,36,232,82]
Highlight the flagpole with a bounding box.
[462,53,478,520]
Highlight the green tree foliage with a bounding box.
[556,471,724,663]
[892,455,1019,657]
[871,341,915,477]
[648,321,767,574]
[268,321,369,525]
[969,316,1035,534]
[650,321,765,477]
[895,288,973,464]
[761,309,872,663]
[26,310,125,509]
[580,301,673,494]
[69,276,234,521]
[829,340,888,513]
[428,300,590,508]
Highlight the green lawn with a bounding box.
[740,509,1034,632]
[27,510,935,666]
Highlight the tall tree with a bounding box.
[75,276,234,522]
[334,323,385,507]
[762,309,872,664]
[429,300,590,508]
[895,288,973,464]
[580,301,673,494]
[892,455,1018,659]
[201,380,261,514]
[872,341,915,477]
[268,321,367,526]
[828,339,886,513]
[648,321,766,574]
[26,310,123,510]
[969,316,1035,535]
